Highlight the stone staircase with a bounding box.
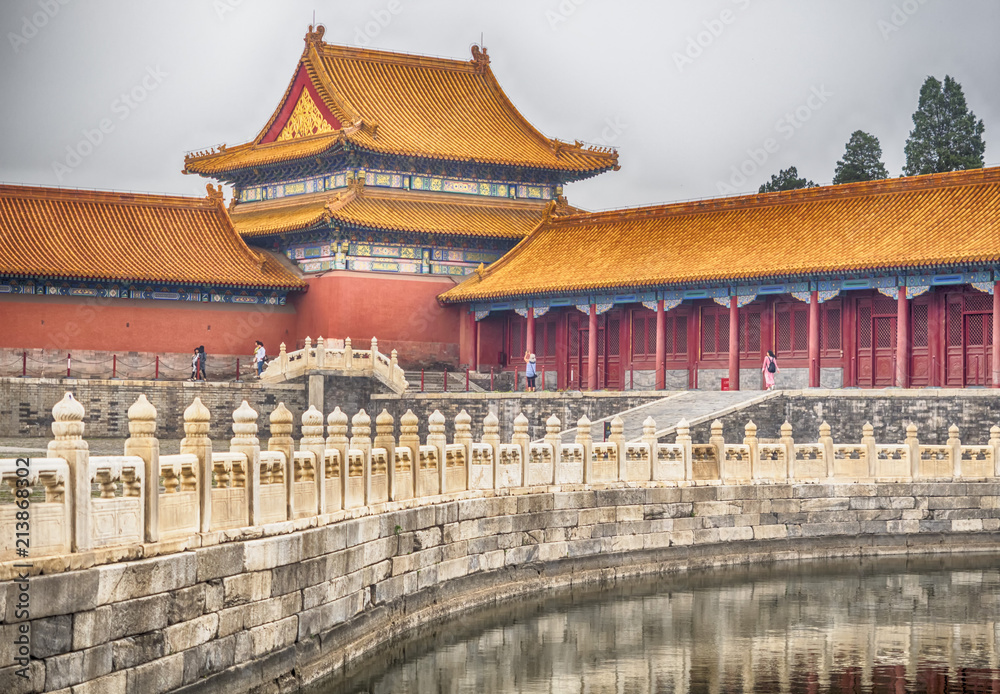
[550,389,781,443]
[404,370,486,393]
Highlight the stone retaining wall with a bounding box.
[685,389,1000,445]
[0,378,307,439]
[2,482,999,694]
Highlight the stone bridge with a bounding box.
[2,393,1000,693]
[259,337,409,396]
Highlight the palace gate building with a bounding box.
[182,25,617,365]
[441,167,1000,391]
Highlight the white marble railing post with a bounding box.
[483,411,500,488]
[390,349,399,384]
[399,410,421,493]
[576,415,593,483]
[181,397,213,533]
[709,420,725,477]
[344,337,353,370]
[371,337,379,375]
[231,401,262,526]
[991,426,1000,477]
[48,393,91,552]
[279,342,288,374]
[676,418,693,481]
[316,336,326,369]
[545,414,563,485]
[861,423,877,478]
[125,394,160,543]
[374,409,396,499]
[608,415,625,481]
[744,421,759,481]
[454,410,473,488]
[326,407,350,506]
[512,413,530,484]
[780,421,794,481]
[351,410,373,503]
[300,406,326,513]
[303,337,313,369]
[947,425,962,478]
[268,403,295,520]
[427,410,447,493]
[819,421,834,477]
[905,423,920,479]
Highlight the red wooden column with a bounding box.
[588,304,598,390]
[655,300,666,390]
[526,308,536,357]
[808,291,820,387]
[728,296,740,391]
[470,311,479,371]
[896,289,910,388]
[992,282,1000,388]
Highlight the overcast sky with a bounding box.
[1,0,997,211]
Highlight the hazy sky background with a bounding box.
[0,0,997,211]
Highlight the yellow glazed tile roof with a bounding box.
[184,28,618,176]
[230,186,556,239]
[0,184,304,289]
[440,167,1000,303]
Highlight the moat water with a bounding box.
[311,554,1000,694]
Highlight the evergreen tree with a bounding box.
[758,166,817,193]
[833,130,889,184]
[903,75,986,176]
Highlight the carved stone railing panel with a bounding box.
[89,455,144,548]
[345,449,366,508]
[443,444,467,494]
[756,444,787,481]
[416,445,440,497]
[590,443,618,483]
[874,445,909,479]
[260,340,408,393]
[0,457,71,560]
[370,448,390,504]
[292,451,318,518]
[918,446,952,478]
[210,452,248,530]
[722,444,752,483]
[556,443,584,484]
[654,444,685,482]
[832,444,868,479]
[322,450,342,513]
[526,442,554,487]
[623,442,651,482]
[793,444,826,479]
[159,453,199,538]
[496,444,522,488]
[393,447,414,500]
[960,446,993,479]
[258,451,288,524]
[691,445,720,481]
[469,443,494,490]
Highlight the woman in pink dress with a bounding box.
[762,350,779,390]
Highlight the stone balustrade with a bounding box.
[2,391,1000,565]
[260,336,408,392]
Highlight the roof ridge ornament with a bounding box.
[206,183,224,205]
[470,44,490,73]
[305,24,326,49]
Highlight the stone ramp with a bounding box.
[549,390,781,443]
[404,370,486,393]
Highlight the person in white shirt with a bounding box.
[254,340,266,377]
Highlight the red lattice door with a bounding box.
[856,297,897,387]
[567,314,586,390]
[946,292,993,386]
[604,312,622,390]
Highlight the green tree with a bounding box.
[903,75,985,176]
[758,166,817,193]
[833,130,889,184]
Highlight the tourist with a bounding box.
[254,340,266,377]
[524,350,537,392]
[190,348,200,381]
[197,345,207,381]
[762,350,779,390]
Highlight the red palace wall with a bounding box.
[0,294,298,357]
[292,271,463,368]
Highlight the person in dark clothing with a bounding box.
[197,346,207,381]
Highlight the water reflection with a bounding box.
[312,556,1000,694]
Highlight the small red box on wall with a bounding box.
[720,377,730,391]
